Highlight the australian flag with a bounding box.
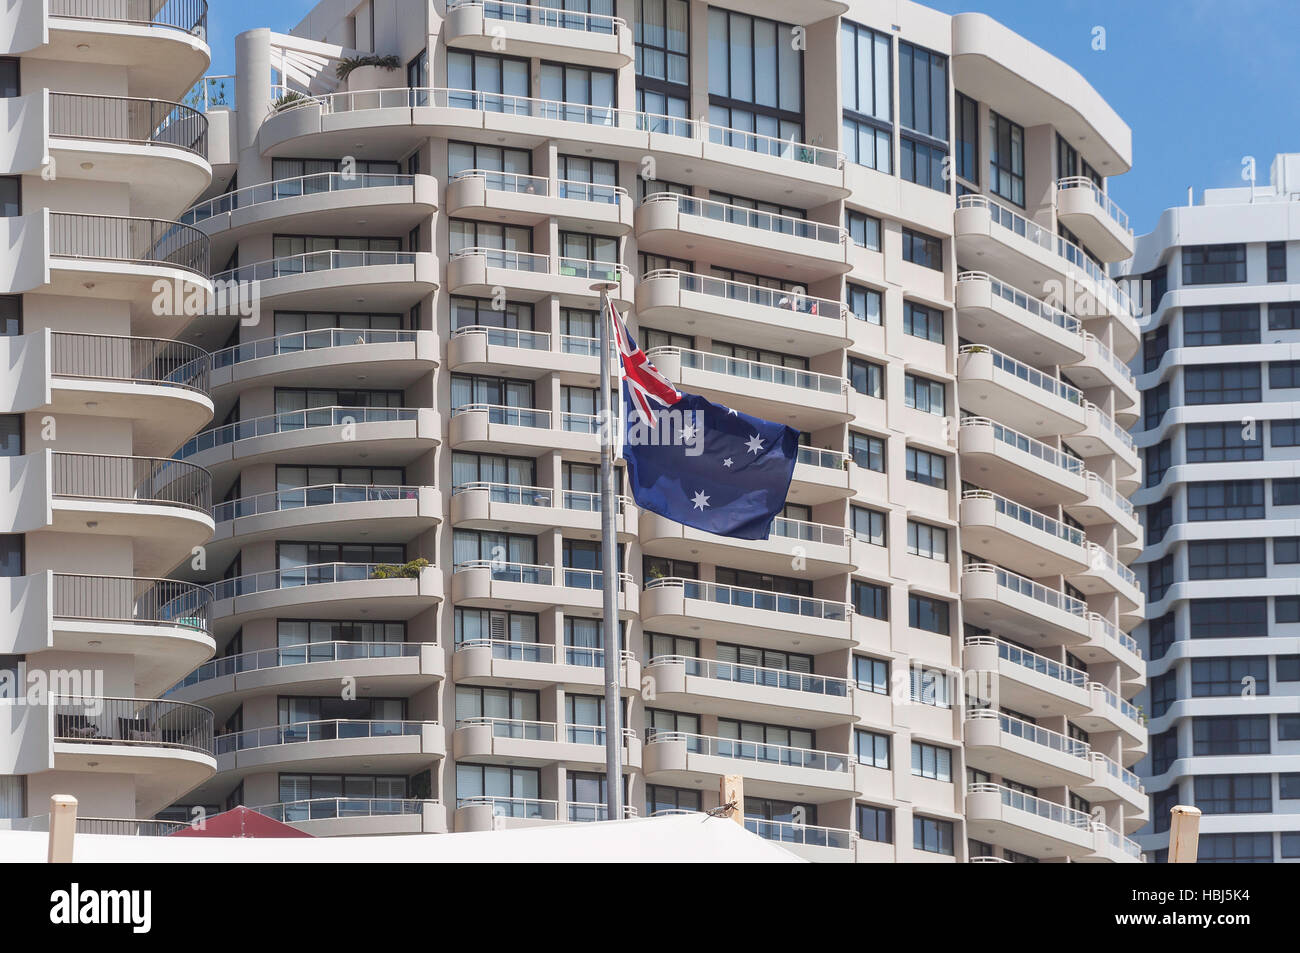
[611,301,799,541]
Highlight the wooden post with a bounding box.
[719,775,744,827]
[1168,804,1201,862]
[48,794,77,863]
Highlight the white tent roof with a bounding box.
[0,814,805,864]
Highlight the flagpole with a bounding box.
[592,280,624,822]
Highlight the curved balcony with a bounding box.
[639,509,853,577]
[1067,472,1142,559]
[215,718,444,776]
[451,561,637,616]
[445,0,632,68]
[445,169,631,232]
[961,563,1089,647]
[1082,613,1143,683]
[959,489,1089,576]
[636,270,850,356]
[177,406,439,476]
[259,88,846,207]
[452,718,640,769]
[452,639,639,693]
[1071,333,1139,419]
[637,192,850,280]
[957,345,1086,438]
[47,451,212,575]
[954,272,1085,366]
[453,795,561,832]
[791,446,852,505]
[744,817,856,863]
[446,247,631,307]
[1084,825,1144,864]
[641,577,852,652]
[957,417,1087,504]
[1075,752,1148,824]
[1075,402,1140,489]
[965,783,1095,860]
[39,0,211,100]
[183,172,438,259]
[1054,177,1134,262]
[647,346,850,430]
[963,710,1093,786]
[48,92,209,217]
[643,730,855,803]
[1079,682,1147,754]
[37,573,213,698]
[447,324,606,378]
[210,327,437,393]
[168,640,443,714]
[963,636,1090,716]
[450,482,635,540]
[643,655,853,729]
[449,403,598,457]
[209,561,443,635]
[253,797,448,836]
[211,249,437,312]
[1067,542,1143,619]
[50,694,215,815]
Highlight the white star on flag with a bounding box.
[722,457,733,468]
[682,424,696,441]
[726,407,738,416]
[745,433,764,455]
[691,490,710,511]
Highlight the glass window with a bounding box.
[1199,833,1272,863]
[1146,554,1174,602]
[857,803,893,843]
[1186,422,1262,462]
[1184,364,1260,405]
[1186,480,1264,521]
[0,415,20,457]
[852,579,888,620]
[1182,244,1247,285]
[840,20,891,174]
[0,297,19,337]
[913,815,954,855]
[898,42,948,192]
[1189,599,1268,638]
[850,506,886,546]
[854,657,889,696]
[1269,303,1300,331]
[988,111,1024,206]
[849,358,884,398]
[1187,540,1266,579]
[1267,242,1287,283]
[1183,305,1260,346]
[847,284,882,324]
[856,729,891,768]
[1271,360,1300,390]
[846,210,882,250]
[902,228,942,270]
[909,594,949,634]
[906,447,946,488]
[1192,658,1269,697]
[709,8,803,144]
[1192,715,1269,755]
[906,521,947,561]
[911,741,951,781]
[0,176,19,217]
[904,374,944,415]
[850,431,885,472]
[1278,478,1300,506]
[903,302,944,344]
[0,535,22,577]
[954,92,978,185]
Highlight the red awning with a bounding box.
[168,806,314,838]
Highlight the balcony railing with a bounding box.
[52,572,210,632]
[254,798,439,823]
[451,403,551,429]
[211,561,427,601]
[1090,613,1142,658]
[216,718,435,755]
[451,245,548,273]
[450,480,632,514]
[171,640,425,691]
[649,345,847,396]
[644,269,845,323]
[270,86,843,171]
[49,0,208,35]
[53,695,214,756]
[182,172,416,224]
[960,417,1085,478]
[1056,176,1131,234]
[1084,471,1135,517]
[1083,331,1136,385]
[968,709,1090,760]
[456,717,636,748]
[644,576,850,623]
[49,331,210,395]
[49,212,209,277]
[745,817,855,849]
[968,782,1091,830]
[179,405,418,458]
[452,324,550,351]
[448,0,625,34]
[1085,401,1137,452]
[1088,682,1145,726]
[1090,752,1144,793]
[452,559,633,591]
[644,729,851,774]
[962,563,1088,620]
[49,92,206,159]
[453,638,631,669]
[962,489,1085,548]
[212,249,416,284]
[959,345,1083,406]
[956,271,1081,337]
[213,483,421,523]
[567,803,639,822]
[796,446,848,470]
[212,328,418,369]
[643,191,846,245]
[1097,824,1143,860]
[455,795,557,820]
[452,167,550,196]
[963,636,1087,688]
[647,654,851,698]
[557,179,626,204]
[51,451,211,513]
[1083,542,1140,589]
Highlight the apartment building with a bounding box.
[1,0,1147,860]
[1122,155,1300,864]
[0,4,218,832]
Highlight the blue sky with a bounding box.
[208,0,1299,236]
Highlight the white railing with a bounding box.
[967,709,1091,760]
[963,636,1087,688]
[797,446,849,470]
[642,191,846,245]
[216,718,435,755]
[647,345,846,395]
[452,560,633,591]
[959,345,1084,406]
[1083,331,1136,385]
[1089,612,1142,658]
[968,782,1092,829]
[644,576,851,622]
[182,172,416,224]
[447,0,626,35]
[647,654,851,698]
[643,269,845,323]
[211,561,426,601]
[769,516,851,547]
[179,406,417,458]
[1084,401,1137,452]
[644,729,851,773]
[956,271,1081,337]
[1090,752,1144,793]
[255,797,439,823]
[961,417,1085,477]
[171,640,424,691]
[213,483,421,522]
[744,817,855,849]
[212,249,416,284]
[451,324,550,351]
[452,167,550,196]
[455,717,636,747]
[567,803,639,822]
[1084,472,1135,517]
[450,245,549,273]
[450,403,551,428]
[454,637,633,669]
[557,179,626,204]
[455,795,558,819]
[1056,176,1130,234]
[962,489,1086,548]
[963,563,1088,619]
[1088,682,1145,726]
[1083,542,1140,589]
[450,481,632,514]
[211,328,417,368]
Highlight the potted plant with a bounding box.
[370,557,430,579]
